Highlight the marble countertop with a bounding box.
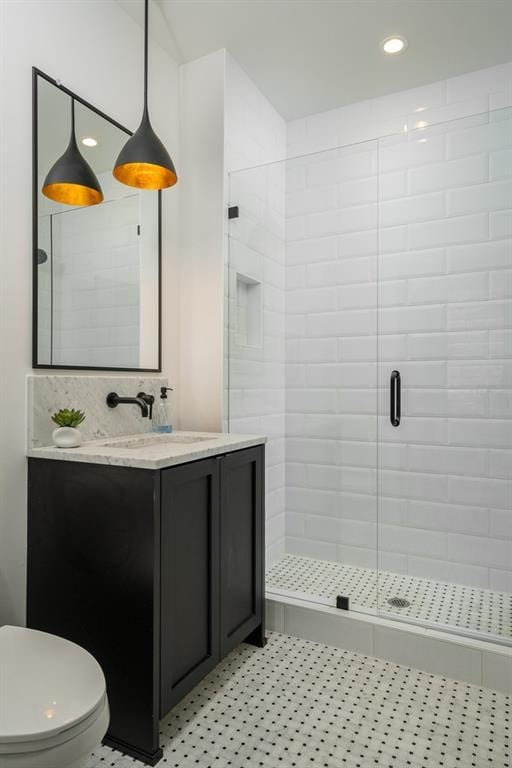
[27,431,267,470]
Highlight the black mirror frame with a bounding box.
[32,67,162,372]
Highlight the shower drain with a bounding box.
[387,596,411,608]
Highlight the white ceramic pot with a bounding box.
[52,427,82,448]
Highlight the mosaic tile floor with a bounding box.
[267,554,512,640]
[86,632,509,768]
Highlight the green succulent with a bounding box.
[51,408,86,428]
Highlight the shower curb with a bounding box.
[265,594,512,695]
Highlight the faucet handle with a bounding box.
[138,392,155,420]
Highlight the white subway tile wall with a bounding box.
[229,62,512,638]
[225,53,287,567]
[228,163,287,568]
[287,63,512,159]
[285,111,512,601]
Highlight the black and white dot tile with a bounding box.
[267,554,512,639]
[85,632,510,768]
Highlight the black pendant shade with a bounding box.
[113,107,177,189]
[42,98,104,207]
[113,0,177,190]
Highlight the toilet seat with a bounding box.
[0,696,108,755]
[0,696,109,768]
[0,625,107,757]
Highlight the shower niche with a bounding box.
[235,272,263,348]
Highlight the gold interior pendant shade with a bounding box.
[42,98,104,207]
[113,163,177,190]
[112,0,177,190]
[42,182,103,206]
[113,161,177,190]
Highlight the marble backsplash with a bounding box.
[28,374,168,448]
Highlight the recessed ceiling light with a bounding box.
[81,137,98,147]
[415,120,429,129]
[381,36,408,55]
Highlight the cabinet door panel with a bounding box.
[220,446,264,656]
[160,458,220,716]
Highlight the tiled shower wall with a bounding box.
[228,164,286,568]
[285,142,379,570]
[284,63,512,593]
[377,119,512,592]
[227,62,512,591]
[225,53,287,567]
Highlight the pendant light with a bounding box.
[42,98,104,207]
[112,0,177,190]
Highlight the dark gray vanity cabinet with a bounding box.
[27,444,265,767]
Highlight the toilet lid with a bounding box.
[0,625,106,743]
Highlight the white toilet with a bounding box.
[0,625,109,768]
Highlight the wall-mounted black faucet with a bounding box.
[106,391,155,419]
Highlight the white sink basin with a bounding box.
[99,434,216,449]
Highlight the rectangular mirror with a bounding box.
[33,69,161,371]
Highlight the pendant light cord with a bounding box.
[71,97,75,137]
[144,0,148,112]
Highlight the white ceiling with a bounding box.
[145,0,512,121]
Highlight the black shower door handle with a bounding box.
[390,370,401,427]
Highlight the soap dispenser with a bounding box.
[153,387,174,433]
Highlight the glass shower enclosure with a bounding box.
[227,107,512,646]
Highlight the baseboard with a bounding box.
[103,735,163,766]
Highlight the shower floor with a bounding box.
[267,554,512,640]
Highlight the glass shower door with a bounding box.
[377,109,512,643]
[228,140,381,617]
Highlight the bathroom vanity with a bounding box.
[26,433,266,766]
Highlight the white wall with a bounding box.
[224,52,287,172]
[0,0,180,625]
[178,50,226,432]
[284,63,512,591]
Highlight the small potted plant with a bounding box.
[51,408,86,448]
